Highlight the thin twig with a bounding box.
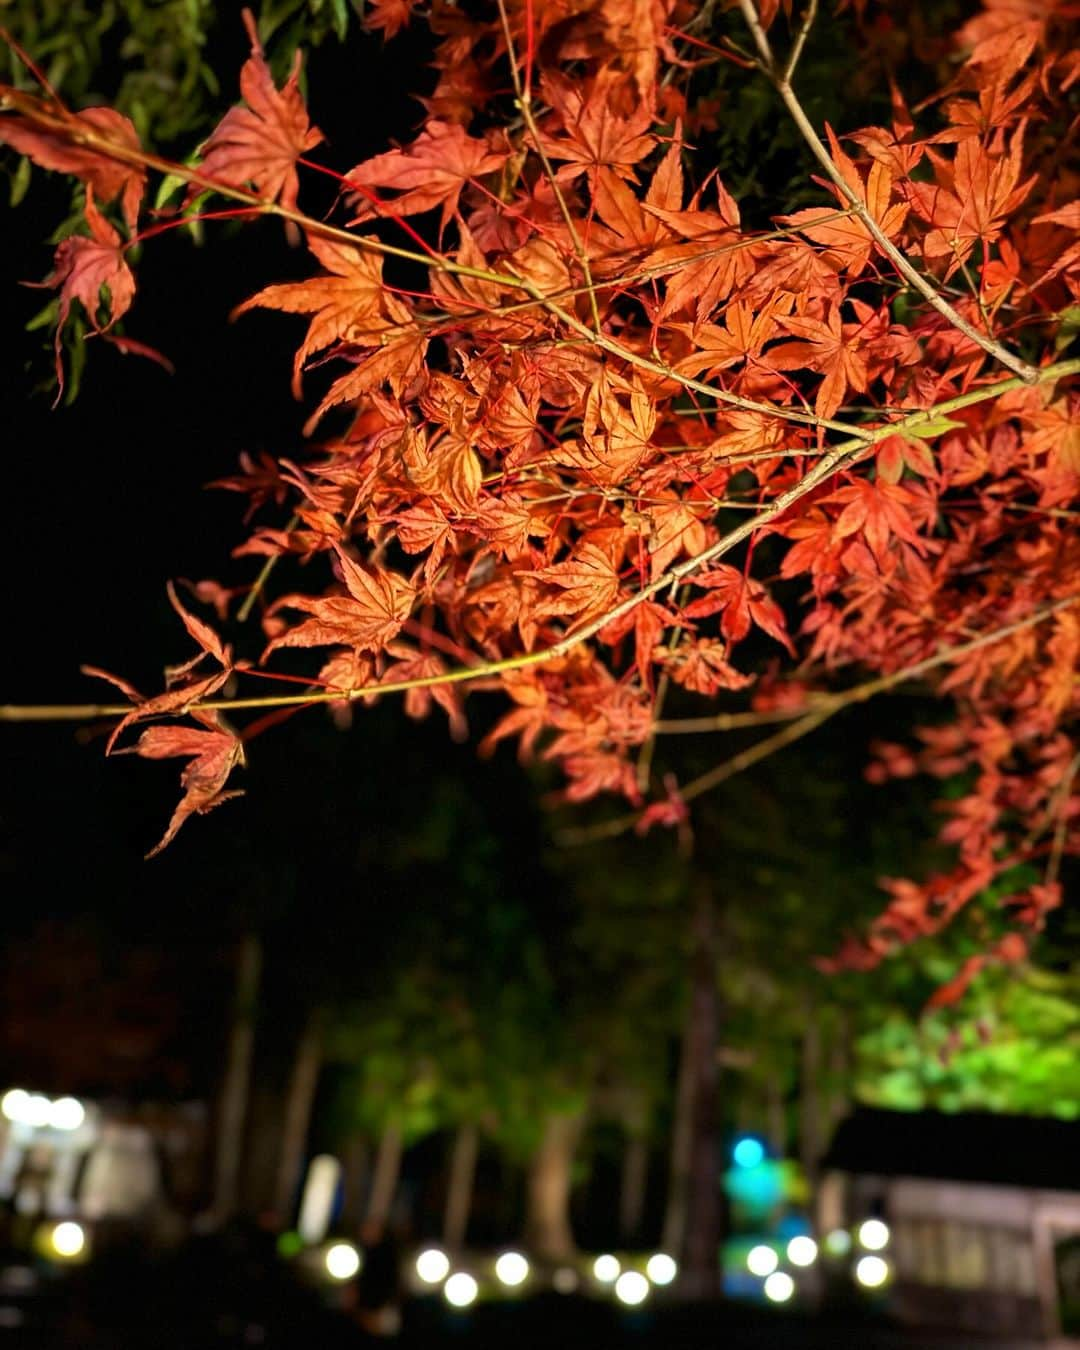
[236,513,299,623]
[784,0,819,83]
[736,0,1037,383]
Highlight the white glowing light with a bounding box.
[553,1267,579,1294]
[23,1096,51,1129]
[825,1229,851,1256]
[858,1219,890,1251]
[855,1255,889,1288]
[614,1271,649,1306]
[1,1090,29,1123]
[48,1098,85,1132]
[325,1243,360,1280]
[645,1253,677,1285]
[746,1244,779,1277]
[593,1254,621,1283]
[786,1236,818,1267]
[443,1272,478,1308]
[763,1270,795,1303]
[416,1248,451,1284]
[494,1251,529,1286]
[51,1222,85,1258]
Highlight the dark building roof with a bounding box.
[824,1107,1080,1192]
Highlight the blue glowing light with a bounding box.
[732,1136,765,1169]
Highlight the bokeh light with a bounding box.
[494,1251,529,1286]
[325,1243,360,1280]
[614,1271,649,1306]
[763,1270,795,1303]
[732,1136,765,1169]
[825,1229,851,1256]
[645,1253,677,1285]
[855,1255,890,1288]
[48,1098,85,1132]
[746,1244,779,1277]
[443,1272,478,1307]
[593,1254,621,1283]
[858,1219,890,1251]
[786,1236,817,1267]
[416,1248,451,1284]
[51,1222,85,1258]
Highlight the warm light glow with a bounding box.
[825,1229,851,1256]
[593,1254,621,1283]
[325,1243,360,1280]
[746,1244,779,1277]
[443,1272,478,1308]
[553,1267,578,1294]
[764,1271,795,1303]
[858,1219,890,1251]
[646,1253,677,1285]
[415,1248,451,1284]
[614,1271,649,1306]
[494,1251,529,1286]
[24,1096,51,1129]
[855,1255,889,1288]
[1,1089,29,1123]
[51,1222,85,1258]
[732,1136,766,1169]
[787,1236,818,1267]
[48,1098,85,1132]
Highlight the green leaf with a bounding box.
[902,415,967,441]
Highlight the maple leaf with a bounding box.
[777,129,909,276]
[670,295,793,378]
[662,638,755,696]
[599,599,674,687]
[763,304,869,419]
[0,105,145,228]
[825,478,926,566]
[266,545,415,655]
[382,642,467,739]
[906,124,1037,273]
[45,192,136,392]
[194,9,323,213]
[233,233,410,396]
[531,531,625,630]
[684,564,796,653]
[346,121,507,231]
[535,74,655,187]
[363,0,418,39]
[303,332,429,435]
[123,719,245,858]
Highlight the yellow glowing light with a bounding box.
[614,1271,649,1306]
[645,1253,677,1285]
[325,1243,360,1280]
[858,1219,889,1251]
[415,1248,450,1284]
[1,1089,29,1123]
[24,1096,51,1129]
[764,1270,795,1303]
[443,1272,478,1308]
[51,1222,85,1258]
[593,1254,621,1283]
[855,1255,889,1288]
[746,1244,779,1277]
[494,1251,529,1286]
[552,1267,578,1294]
[787,1236,817,1267]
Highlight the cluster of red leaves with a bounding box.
[2,0,1078,964]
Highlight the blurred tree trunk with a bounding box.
[681,887,721,1298]
[525,1111,583,1262]
[661,1007,696,1260]
[619,1130,649,1244]
[766,1071,787,1159]
[341,1133,370,1232]
[365,1121,403,1236]
[799,996,823,1190]
[273,1008,324,1223]
[212,933,261,1221]
[442,1122,479,1250]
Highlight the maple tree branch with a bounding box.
[2,360,1074,728]
[736,0,1038,384]
[653,594,1080,734]
[784,0,819,83]
[560,595,1080,844]
[236,512,299,623]
[494,0,604,333]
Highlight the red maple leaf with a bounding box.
[684,564,796,653]
[763,304,869,419]
[266,545,415,655]
[194,9,323,213]
[124,719,245,858]
[0,104,145,228]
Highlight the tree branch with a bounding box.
[736,0,1037,383]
